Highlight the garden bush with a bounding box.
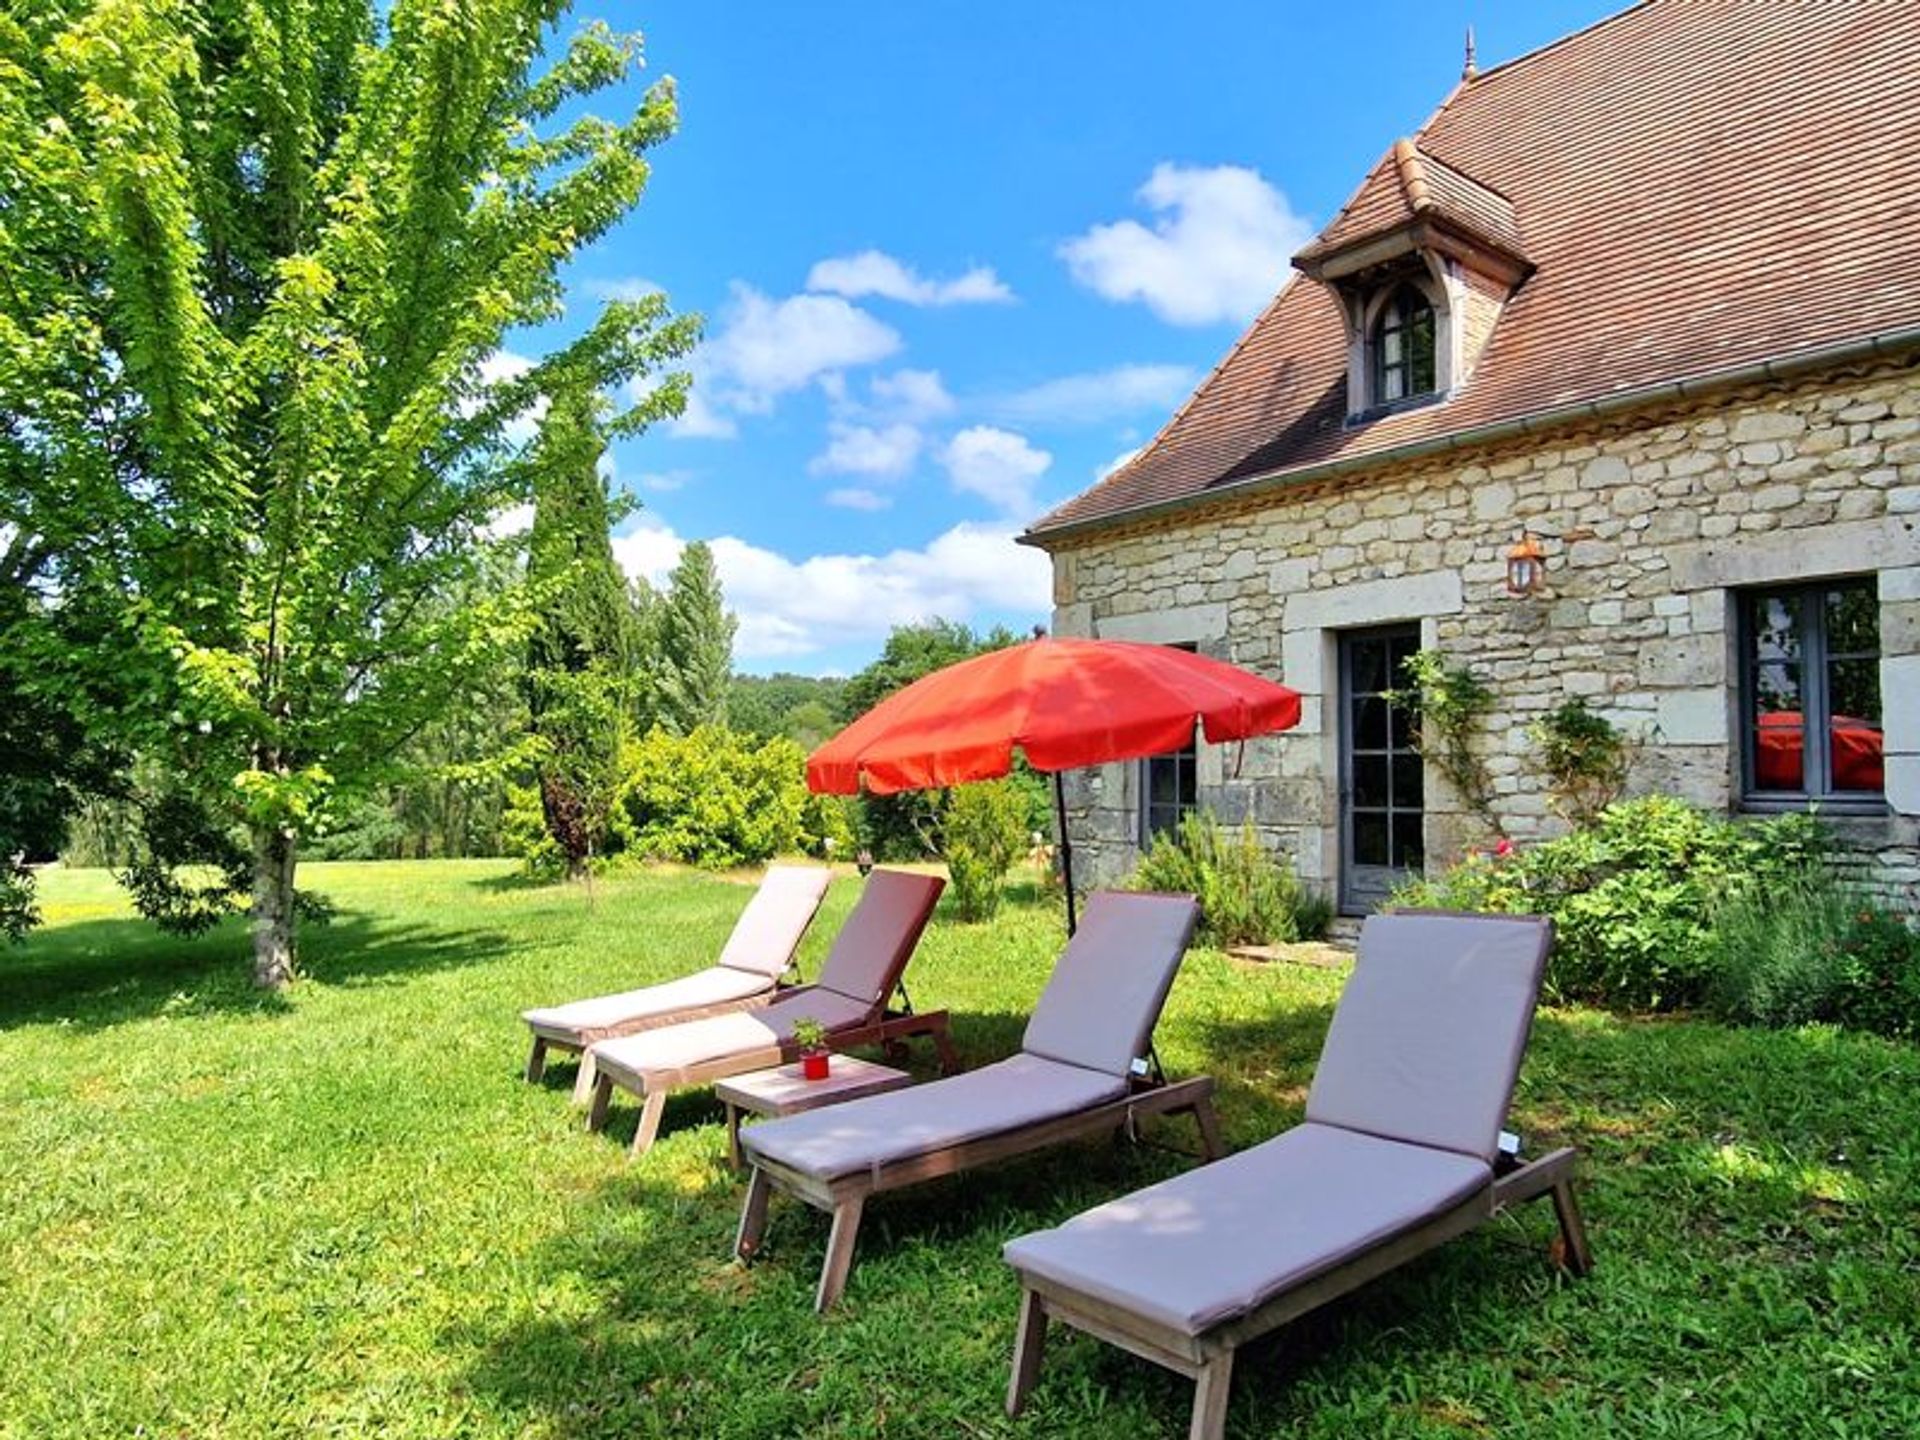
[1705,876,1920,1038]
[1393,796,1827,1010]
[943,780,1028,921]
[618,726,812,868]
[1129,811,1332,948]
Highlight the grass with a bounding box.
[2,860,1918,1438]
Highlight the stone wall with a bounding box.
[1045,358,1920,913]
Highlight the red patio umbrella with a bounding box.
[807,637,1303,931]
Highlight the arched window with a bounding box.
[1372,283,1437,404]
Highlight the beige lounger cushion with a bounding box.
[743,1054,1129,1180]
[1003,1123,1489,1335]
[811,869,947,1007]
[589,988,876,1088]
[716,865,834,979]
[1305,912,1550,1163]
[1020,893,1200,1078]
[522,965,770,1039]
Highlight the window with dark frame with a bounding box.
[1740,578,1884,805]
[1141,643,1199,843]
[1372,283,1437,404]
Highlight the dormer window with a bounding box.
[1373,283,1437,403]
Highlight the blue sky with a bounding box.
[541,1,1617,675]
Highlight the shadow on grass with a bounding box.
[1,910,512,1032]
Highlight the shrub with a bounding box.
[1393,796,1828,1010]
[618,727,810,868]
[1529,698,1636,827]
[1129,811,1330,948]
[1831,905,1920,1039]
[1705,877,1859,1028]
[943,780,1028,921]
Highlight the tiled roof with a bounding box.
[1294,139,1526,269]
[1031,0,1920,541]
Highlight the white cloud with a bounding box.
[611,518,1051,662]
[825,487,892,512]
[1096,446,1143,480]
[866,368,955,423]
[940,426,1052,519]
[480,502,535,540]
[809,421,922,479]
[583,276,663,303]
[661,377,739,440]
[991,363,1199,426]
[1060,163,1311,326]
[806,250,1013,307]
[637,469,692,492]
[707,283,901,403]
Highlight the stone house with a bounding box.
[1023,0,1920,915]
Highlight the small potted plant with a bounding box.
[791,1019,831,1080]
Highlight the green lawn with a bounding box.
[2,862,1916,1438]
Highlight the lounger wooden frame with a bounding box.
[736,1074,1225,1312]
[1005,1145,1593,1440]
[524,985,791,1104]
[585,996,961,1158]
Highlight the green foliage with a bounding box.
[1,0,697,979]
[1529,697,1636,826]
[1385,649,1502,839]
[5,862,1920,1437]
[653,542,736,736]
[618,727,810,868]
[525,388,641,878]
[943,780,1028,922]
[798,790,858,861]
[1705,878,1920,1039]
[1129,811,1331,948]
[789,1018,828,1053]
[1394,797,1829,1010]
[728,673,848,746]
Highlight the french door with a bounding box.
[1339,625,1425,913]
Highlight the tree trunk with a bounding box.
[251,823,298,990]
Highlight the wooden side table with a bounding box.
[715,1056,913,1170]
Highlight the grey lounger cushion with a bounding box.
[589,988,875,1088]
[1305,912,1551,1163]
[743,1053,1129,1180]
[714,865,835,978]
[1021,892,1200,1077]
[523,966,772,1037]
[811,868,946,1008]
[1003,1123,1489,1335]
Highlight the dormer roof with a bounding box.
[1029,0,1920,545]
[1292,139,1529,281]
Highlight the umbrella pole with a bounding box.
[1052,771,1077,936]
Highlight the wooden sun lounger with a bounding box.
[1002,911,1592,1440]
[734,892,1221,1311]
[522,864,832,1102]
[581,869,952,1157]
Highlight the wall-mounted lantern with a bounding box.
[1505,531,1546,597]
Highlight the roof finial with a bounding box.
[1463,24,1478,80]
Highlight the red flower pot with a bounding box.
[801,1050,830,1081]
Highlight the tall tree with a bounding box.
[654,540,736,735]
[0,0,697,984]
[525,386,635,880]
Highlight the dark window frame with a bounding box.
[1371,282,1437,406]
[1140,643,1200,844]
[1737,576,1886,814]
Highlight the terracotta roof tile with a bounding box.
[1033,0,1920,540]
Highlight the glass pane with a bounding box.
[1354,695,1389,749]
[1353,812,1389,866]
[1828,658,1883,793]
[1382,364,1406,402]
[1148,758,1175,805]
[1753,660,1800,714]
[1826,584,1879,657]
[1381,327,1404,365]
[1408,308,1436,394]
[1176,754,1197,807]
[1387,696,1421,752]
[1750,592,1801,664]
[1147,803,1178,840]
[1353,755,1389,809]
[1753,714,1804,791]
[1391,814,1426,870]
[1391,754,1423,808]
[1350,640,1387,695]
